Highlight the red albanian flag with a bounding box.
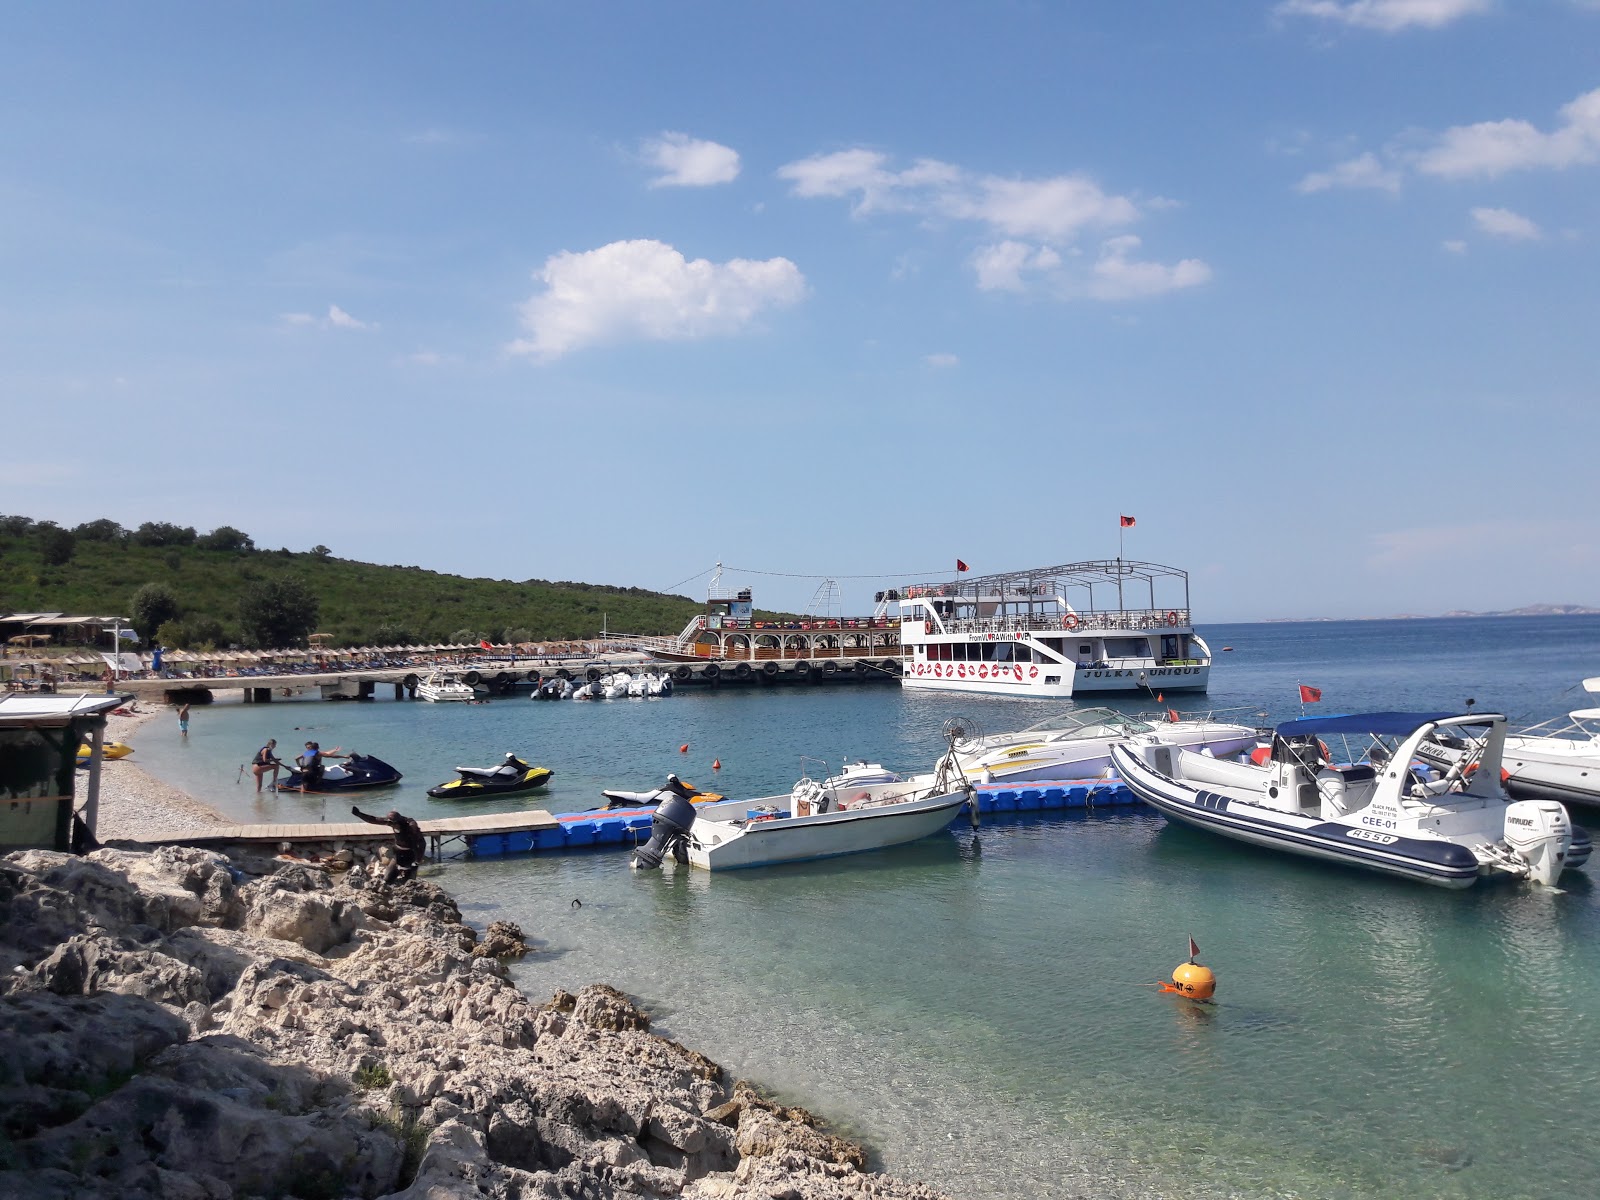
[1120,515,1136,527]
[480,639,493,650]
[1299,684,1322,703]
[956,559,969,573]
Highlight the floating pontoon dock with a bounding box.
[137,780,1139,861]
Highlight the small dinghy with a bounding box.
[278,753,403,794]
[427,752,553,799]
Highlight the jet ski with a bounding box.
[427,752,554,799]
[277,753,403,793]
[601,774,723,810]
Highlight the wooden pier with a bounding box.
[138,808,561,862]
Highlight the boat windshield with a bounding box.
[1015,707,1154,740]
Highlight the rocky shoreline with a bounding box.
[0,845,948,1199]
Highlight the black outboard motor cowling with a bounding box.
[631,785,699,869]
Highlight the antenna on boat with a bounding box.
[939,716,982,827]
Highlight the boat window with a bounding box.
[1014,645,1032,663]
[1078,644,1091,655]
[1105,637,1151,658]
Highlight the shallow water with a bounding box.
[130,617,1600,1199]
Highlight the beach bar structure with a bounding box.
[0,693,125,853]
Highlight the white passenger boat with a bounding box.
[1111,712,1593,888]
[628,762,975,872]
[416,669,477,702]
[940,706,1261,784]
[1493,679,1600,810]
[884,559,1211,699]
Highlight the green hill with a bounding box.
[0,515,708,649]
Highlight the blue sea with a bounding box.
[131,617,1600,1199]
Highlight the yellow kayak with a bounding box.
[77,741,134,761]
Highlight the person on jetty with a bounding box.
[251,738,285,792]
[351,807,426,884]
[295,741,346,792]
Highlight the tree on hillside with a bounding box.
[371,622,415,646]
[310,544,332,559]
[0,515,35,538]
[197,525,255,552]
[239,575,320,649]
[36,523,76,567]
[132,521,197,547]
[72,518,126,542]
[131,583,181,638]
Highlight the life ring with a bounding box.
[1165,611,1180,626]
[761,661,779,678]
[734,662,752,679]
[924,621,933,635]
[1062,614,1079,631]
[673,665,691,682]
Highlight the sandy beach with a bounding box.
[91,705,229,842]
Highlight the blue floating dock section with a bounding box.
[970,777,1138,814]
[465,778,1139,859]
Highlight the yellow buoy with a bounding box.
[1167,960,1216,1000]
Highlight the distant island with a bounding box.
[1261,604,1600,623]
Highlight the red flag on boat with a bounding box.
[480,639,493,650]
[1188,935,1200,961]
[1168,709,1180,723]
[956,559,969,573]
[1299,684,1322,703]
[1120,515,1136,527]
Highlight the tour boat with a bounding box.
[1111,711,1593,888]
[885,559,1211,699]
[939,706,1261,785]
[416,669,477,702]
[628,762,975,872]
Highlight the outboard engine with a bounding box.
[1503,800,1573,886]
[631,776,700,870]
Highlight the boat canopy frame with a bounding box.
[893,559,1192,616]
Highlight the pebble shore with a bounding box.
[91,706,229,843]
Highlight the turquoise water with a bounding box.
[129,618,1600,1199]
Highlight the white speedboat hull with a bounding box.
[1502,740,1600,810]
[686,787,969,871]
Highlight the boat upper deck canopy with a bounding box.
[886,560,1192,614]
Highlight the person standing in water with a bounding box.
[177,703,190,736]
[251,739,284,792]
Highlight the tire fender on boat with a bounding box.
[761,661,779,678]
[673,665,691,682]
[704,663,721,680]
[463,670,482,685]
[734,662,752,679]
[821,660,838,676]
[586,667,602,682]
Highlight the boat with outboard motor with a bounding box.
[1484,678,1600,810]
[426,752,553,799]
[277,753,403,794]
[628,751,976,872]
[884,559,1212,699]
[937,706,1260,784]
[1111,711,1592,888]
[416,669,477,702]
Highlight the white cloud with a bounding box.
[972,241,1062,292]
[642,132,741,188]
[1470,206,1541,239]
[281,305,374,331]
[1442,239,1468,253]
[781,147,1206,301]
[405,351,444,366]
[1416,87,1600,178]
[924,353,960,369]
[1275,0,1490,32]
[1295,151,1403,193]
[326,304,371,330]
[508,239,807,361]
[1085,236,1213,301]
[778,149,1136,240]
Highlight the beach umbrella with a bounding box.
[7,633,51,646]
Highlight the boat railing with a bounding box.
[910,609,1191,636]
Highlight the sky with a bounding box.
[2,1,1597,622]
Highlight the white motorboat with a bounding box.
[1112,711,1592,888]
[938,706,1261,784]
[416,669,477,702]
[628,760,975,872]
[886,559,1212,699]
[602,673,632,700]
[1493,678,1600,810]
